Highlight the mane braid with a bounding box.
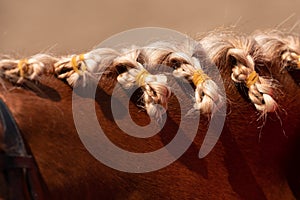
[253,30,300,71]
[0,54,58,85]
[199,32,278,116]
[142,41,224,115]
[54,48,120,87]
[114,48,171,121]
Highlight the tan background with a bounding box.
[1,0,300,56]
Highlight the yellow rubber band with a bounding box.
[71,56,80,74]
[135,69,149,87]
[79,54,87,72]
[297,56,300,69]
[71,54,86,74]
[17,59,28,78]
[246,71,259,88]
[79,54,85,61]
[192,69,209,86]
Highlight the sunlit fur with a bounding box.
[1,30,300,199]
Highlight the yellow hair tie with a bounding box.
[17,59,28,78]
[246,71,259,88]
[192,69,209,86]
[135,69,149,87]
[71,56,80,74]
[79,54,87,72]
[71,54,86,74]
[297,56,300,69]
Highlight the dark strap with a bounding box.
[0,99,27,156]
[0,155,35,169]
[0,99,45,200]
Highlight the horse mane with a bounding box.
[1,29,300,145]
[1,28,300,199]
[1,29,300,151]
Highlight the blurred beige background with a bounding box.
[1,0,300,56]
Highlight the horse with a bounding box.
[0,29,300,200]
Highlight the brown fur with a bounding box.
[199,31,300,199]
[1,32,300,199]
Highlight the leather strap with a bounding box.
[0,99,45,200]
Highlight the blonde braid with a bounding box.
[142,41,224,115]
[281,51,300,69]
[227,48,278,113]
[0,54,56,84]
[54,48,119,87]
[253,31,300,70]
[115,49,171,120]
[167,51,222,115]
[200,32,279,115]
